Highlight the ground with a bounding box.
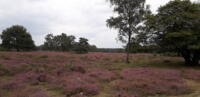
[0,52,200,97]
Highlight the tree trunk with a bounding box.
[126,33,131,64]
[126,48,130,63]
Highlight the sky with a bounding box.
[0,0,198,48]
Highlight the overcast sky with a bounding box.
[0,0,198,48]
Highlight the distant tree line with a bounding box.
[94,48,125,53]
[39,33,97,53]
[0,25,97,54]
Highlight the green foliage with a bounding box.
[129,44,161,53]
[42,33,76,51]
[88,45,97,52]
[161,52,179,57]
[106,0,150,63]
[94,48,125,53]
[0,47,8,51]
[145,0,200,66]
[74,37,90,54]
[41,33,95,53]
[0,25,36,51]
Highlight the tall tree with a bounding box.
[106,0,150,63]
[1,25,35,51]
[145,0,200,66]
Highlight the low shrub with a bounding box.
[0,55,11,60]
[0,65,12,76]
[37,55,48,59]
[10,88,50,97]
[181,69,200,81]
[65,83,100,97]
[29,91,51,97]
[113,68,190,97]
[15,72,50,85]
[64,64,86,73]
[88,69,117,82]
[61,73,99,96]
[0,80,25,91]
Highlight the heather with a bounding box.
[0,52,200,97]
[115,68,189,97]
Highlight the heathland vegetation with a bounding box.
[0,0,199,97]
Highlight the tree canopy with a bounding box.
[1,25,36,51]
[41,33,95,54]
[43,33,76,51]
[107,0,150,63]
[74,37,90,54]
[145,0,200,65]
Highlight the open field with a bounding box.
[0,52,200,97]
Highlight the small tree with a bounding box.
[106,0,150,63]
[1,25,35,51]
[145,0,200,66]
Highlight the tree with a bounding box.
[74,37,90,54]
[106,0,150,63]
[145,0,200,66]
[88,45,97,52]
[1,25,35,51]
[43,34,55,51]
[43,33,75,51]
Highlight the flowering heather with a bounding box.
[181,69,200,81]
[14,71,54,86]
[0,52,200,97]
[115,68,189,96]
[61,73,100,96]
[87,69,117,82]
[0,80,25,91]
[10,88,50,97]
[64,64,86,73]
[114,90,137,97]
[29,91,51,97]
